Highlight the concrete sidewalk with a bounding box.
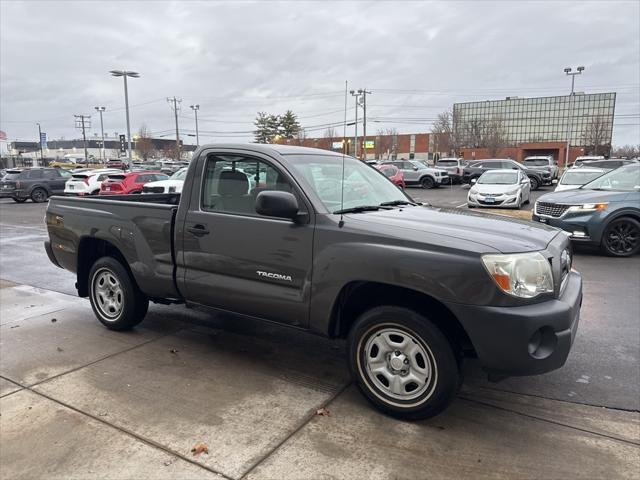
[1,280,638,479]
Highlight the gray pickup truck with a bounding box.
[45,144,582,419]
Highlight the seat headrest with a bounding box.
[219,170,248,196]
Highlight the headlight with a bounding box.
[469,187,478,194]
[481,252,553,298]
[566,203,607,213]
[505,188,519,195]
[168,186,176,193]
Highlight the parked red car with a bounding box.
[100,171,168,195]
[375,164,405,189]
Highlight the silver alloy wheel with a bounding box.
[92,268,124,320]
[361,326,436,402]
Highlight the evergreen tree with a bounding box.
[254,112,279,143]
[280,110,300,139]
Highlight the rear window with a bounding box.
[107,174,127,180]
[72,174,90,179]
[524,159,550,166]
[437,160,457,166]
[3,171,23,180]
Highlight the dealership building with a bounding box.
[453,92,616,165]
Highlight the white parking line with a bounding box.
[456,203,468,208]
[0,223,46,232]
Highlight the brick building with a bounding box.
[277,132,431,161]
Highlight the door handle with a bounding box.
[187,224,210,236]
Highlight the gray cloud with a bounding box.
[1,0,638,145]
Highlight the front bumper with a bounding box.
[532,211,604,245]
[468,192,520,207]
[445,271,582,376]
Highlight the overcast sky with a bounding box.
[1,0,639,146]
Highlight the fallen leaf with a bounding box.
[191,442,209,456]
[57,347,64,352]
[51,318,57,323]
[316,408,331,417]
[169,349,178,354]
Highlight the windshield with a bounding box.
[285,154,410,213]
[581,164,640,192]
[524,159,549,166]
[478,171,518,185]
[561,170,605,185]
[170,168,188,180]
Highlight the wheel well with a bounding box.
[77,237,133,297]
[330,281,476,357]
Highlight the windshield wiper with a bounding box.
[334,205,383,214]
[379,200,419,207]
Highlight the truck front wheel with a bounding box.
[348,306,459,420]
[88,257,148,330]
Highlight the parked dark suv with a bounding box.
[0,167,72,203]
[462,159,550,190]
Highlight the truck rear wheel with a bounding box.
[348,306,460,420]
[88,256,148,330]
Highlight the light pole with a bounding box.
[109,70,139,166]
[36,123,44,163]
[563,66,585,168]
[190,104,200,147]
[94,106,106,162]
[349,90,362,158]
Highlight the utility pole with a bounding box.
[349,90,362,158]
[74,115,91,163]
[36,123,44,163]
[167,97,182,159]
[95,107,106,162]
[190,104,200,147]
[563,66,585,168]
[359,89,371,160]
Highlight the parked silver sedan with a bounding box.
[467,169,531,209]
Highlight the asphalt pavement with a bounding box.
[0,196,639,478]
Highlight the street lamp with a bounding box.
[109,70,139,165]
[94,106,106,162]
[190,104,200,147]
[564,66,585,168]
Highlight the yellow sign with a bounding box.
[364,140,375,149]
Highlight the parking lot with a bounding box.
[1,197,639,479]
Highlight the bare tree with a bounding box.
[483,116,508,157]
[293,127,307,146]
[323,127,337,139]
[462,118,486,149]
[376,128,398,160]
[612,144,640,159]
[162,143,180,160]
[430,110,459,155]
[135,125,155,160]
[582,116,611,156]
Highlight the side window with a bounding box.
[201,155,294,216]
[503,161,517,169]
[59,169,72,178]
[25,170,44,179]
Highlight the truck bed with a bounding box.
[46,194,181,300]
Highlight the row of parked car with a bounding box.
[0,166,189,203]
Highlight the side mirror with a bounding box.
[413,167,419,171]
[255,191,299,220]
[471,178,477,184]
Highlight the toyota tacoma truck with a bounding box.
[44,144,582,419]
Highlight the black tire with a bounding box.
[348,306,460,420]
[88,256,149,330]
[528,176,540,191]
[420,176,435,189]
[30,187,48,203]
[12,197,27,203]
[600,217,640,257]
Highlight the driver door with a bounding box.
[178,153,314,328]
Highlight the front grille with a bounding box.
[536,202,569,218]
[142,186,165,193]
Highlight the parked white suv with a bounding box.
[142,167,188,193]
[385,160,448,188]
[64,168,121,196]
[523,156,558,179]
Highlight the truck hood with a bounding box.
[537,188,629,204]
[345,205,559,253]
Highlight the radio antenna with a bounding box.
[339,80,348,228]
